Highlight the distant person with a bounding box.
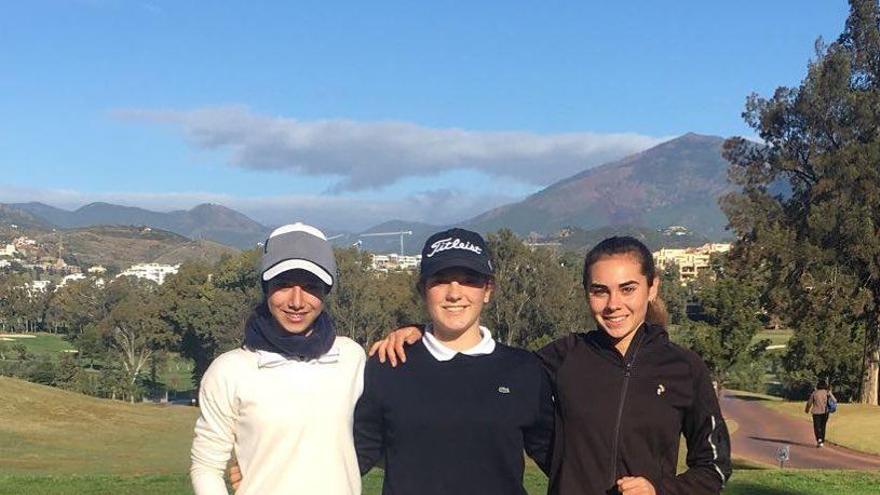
[373,236,732,494]
[805,379,836,448]
[190,223,365,495]
[355,228,554,494]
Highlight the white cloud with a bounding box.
[0,185,519,232]
[115,106,667,191]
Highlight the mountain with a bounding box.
[465,133,734,239]
[165,204,269,249]
[34,226,240,269]
[9,202,269,249]
[0,203,55,230]
[555,225,712,253]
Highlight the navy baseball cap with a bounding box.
[419,228,493,281]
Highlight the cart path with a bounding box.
[719,391,880,470]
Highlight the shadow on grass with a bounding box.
[726,393,775,402]
[748,436,815,448]
[725,483,805,495]
[731,458,770,470]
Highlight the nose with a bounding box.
[289,286,305,309]
[446,281,462,300]
[606,289,622,310]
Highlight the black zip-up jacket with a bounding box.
[537,323,731,495]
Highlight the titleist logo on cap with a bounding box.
[426,237,483,257]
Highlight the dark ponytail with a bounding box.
[583,236,668,327]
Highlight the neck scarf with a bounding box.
[243,303,336,361]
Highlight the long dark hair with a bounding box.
[583,236,668,327]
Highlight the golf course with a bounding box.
[1,376,879,494]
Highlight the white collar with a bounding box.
[423,324,496,362]
[255,342,341,368]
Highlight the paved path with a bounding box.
[720,391,880,470]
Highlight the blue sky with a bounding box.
[0,1,850,230]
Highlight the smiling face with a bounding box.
[586,254,658,351]
[423,267,493,339]
[266,270,328,334]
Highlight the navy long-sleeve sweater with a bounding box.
[354,340,554,495]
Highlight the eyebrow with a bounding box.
[589,280,640,289]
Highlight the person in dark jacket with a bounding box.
[356,228,555,495]
[372,236,732,495]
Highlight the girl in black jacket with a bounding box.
[373,236,732,495]
[537,236,731,495]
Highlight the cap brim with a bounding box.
[262,259,334,286]
[420,255,493,280]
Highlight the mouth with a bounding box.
[442,306,469,314]
[602,314,628,327]
[282,311,309,323]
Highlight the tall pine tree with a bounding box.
[723,0,880,404]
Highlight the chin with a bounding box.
[598,323,636,340]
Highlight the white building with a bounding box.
[0,244,16,257]
[370,253,422,272]
[0,259,10,269]
[87,265,107,275]
[117,263,180,285]
[57,273,87,288]
[13,236,36,247]
[653,243,732,282]
[29,280,52,293]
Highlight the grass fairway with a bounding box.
[0,376,198,474]
[764,400,880,455]
[0,333,76,357]
[2,469,880,495]
[2,376,879,494]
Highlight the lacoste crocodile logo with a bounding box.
[498,386,511,394]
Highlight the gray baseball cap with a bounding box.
[261,223,337,287]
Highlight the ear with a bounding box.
[483,279,495,303]
[648,276,660,302]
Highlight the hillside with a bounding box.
[466,133,733,239]
[556,225,712,253]
[9,202,269,249]
[34,226,240,269]
[0,204,54,230]
[0,376,198,474]
[152,239,241,265]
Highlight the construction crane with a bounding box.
[358,231,413,255]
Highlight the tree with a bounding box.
[327,247,421,346]
[160,258,255,384]
[722,0,880,404]
[484,230,589,348]
[45,278,108,336]
[659,265,688,326]
[678,276,765,390]
[99,277,174,402]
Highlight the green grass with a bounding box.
[3,376,879,495]
[0,332,76,357]
[2,469,880,495]
[764,400,880,455]
[0,376,198,474]
[754,328,793,348]
[0,333,196,392]
[157,353,195,392]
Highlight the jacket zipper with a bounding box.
[609,333,645,488]
[609,361,632,487]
